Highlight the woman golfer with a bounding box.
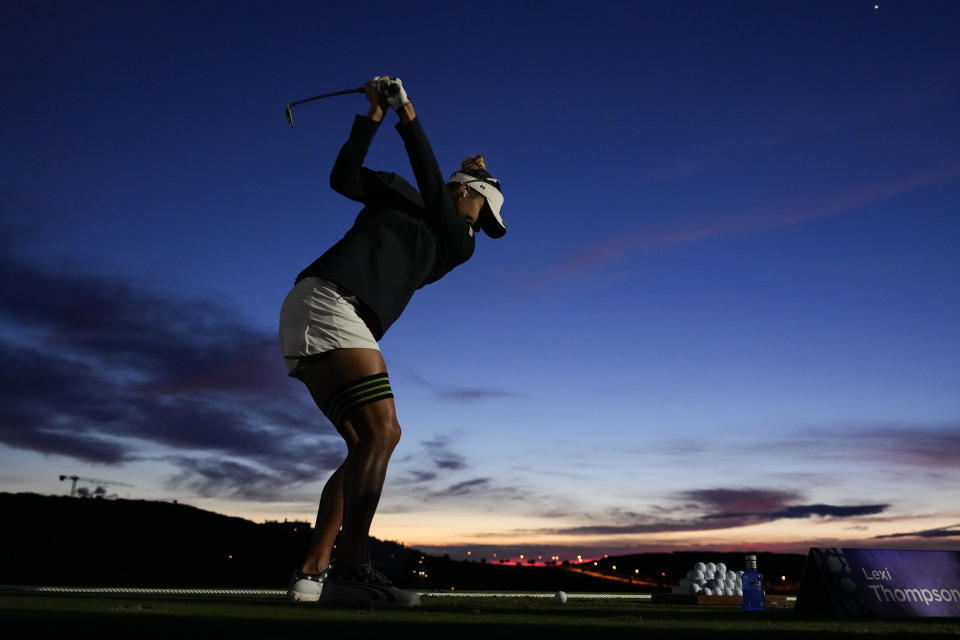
[279,75,506,606]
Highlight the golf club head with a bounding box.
[285,104,295,128]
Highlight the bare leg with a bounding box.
[295,348,399,573]
[334,400,400,570]
[300,463,346,574]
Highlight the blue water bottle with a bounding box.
[742,554,765,611]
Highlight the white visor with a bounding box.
[450,172,506,238]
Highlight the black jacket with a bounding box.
[295,115,475,339]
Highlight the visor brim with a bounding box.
[450,172,506,238]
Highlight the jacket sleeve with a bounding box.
[395,117,475,266]
[329,115,394,204]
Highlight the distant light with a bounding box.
[227,555,233,559]
[781,575,787,582]
[612,565,617,571]
[635,569,640,575]
[874,4,879,9]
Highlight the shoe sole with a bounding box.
[319,597,420,608]
[319,586,420,608]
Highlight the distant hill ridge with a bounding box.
[0,493,805,592]
[0,492,411,588]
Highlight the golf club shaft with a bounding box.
[290,87,365,108]
[285,87,365,128]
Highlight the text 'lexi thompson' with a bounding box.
[868,585,960,605]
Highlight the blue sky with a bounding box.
[2,0,958,561]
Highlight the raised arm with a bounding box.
[328,79,391,203]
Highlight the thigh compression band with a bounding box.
[325,373,394,428]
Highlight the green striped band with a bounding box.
[325,373,394,428]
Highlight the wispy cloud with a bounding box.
[518,486,888,537]
[427,477,491,500]
[422,435,467,470]
[405,370,523,403]
[876,524,960,540]
[679,488,801,514]
[524,165,960,291]
[394,435,470,486]
[769,422,960,469]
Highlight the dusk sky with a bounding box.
[2,0,958,562]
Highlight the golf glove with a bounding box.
[377,76,409,109]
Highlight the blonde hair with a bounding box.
[449,154,494,201]
[460,154,487,172]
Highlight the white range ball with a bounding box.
[690,583,702,594]
[722,588,734,596]
[694,570,705,580]
[727,570,738,581]
[716,562,727,574]
[705,562,717,573]
[694,562,707,572]
[555,591,568,604]
[695,579,707,588]
[725,579,736,590]
[702,587,713,596]
[735,588,743,596]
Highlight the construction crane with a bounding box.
[59,474,134,497]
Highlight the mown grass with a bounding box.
[3,592,959,639]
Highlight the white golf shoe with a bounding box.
[319,564,421,607]
[287,567,331,602]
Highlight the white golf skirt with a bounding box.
[278,276,380,375]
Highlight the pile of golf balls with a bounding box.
[672,561,744,596]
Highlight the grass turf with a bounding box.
[3,592,960,639]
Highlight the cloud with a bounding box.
[854,424,960,468]
[405,370,522,403]
[875,524,960,539]
[422,435,467,470]
[523,164,960,291]
[393,435,470,486]
[0,230,344,498]
[523,486,889,536]
[771,422,960,469]
[679,488,801,514]
[767,504,889,519]
[682,489,888,521]
[428,477,490,500]
[406,470,438,483]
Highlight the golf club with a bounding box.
[285,87,365,128]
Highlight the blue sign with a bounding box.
[796,548,960,618]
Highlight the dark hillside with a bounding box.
[0,493,803,593]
